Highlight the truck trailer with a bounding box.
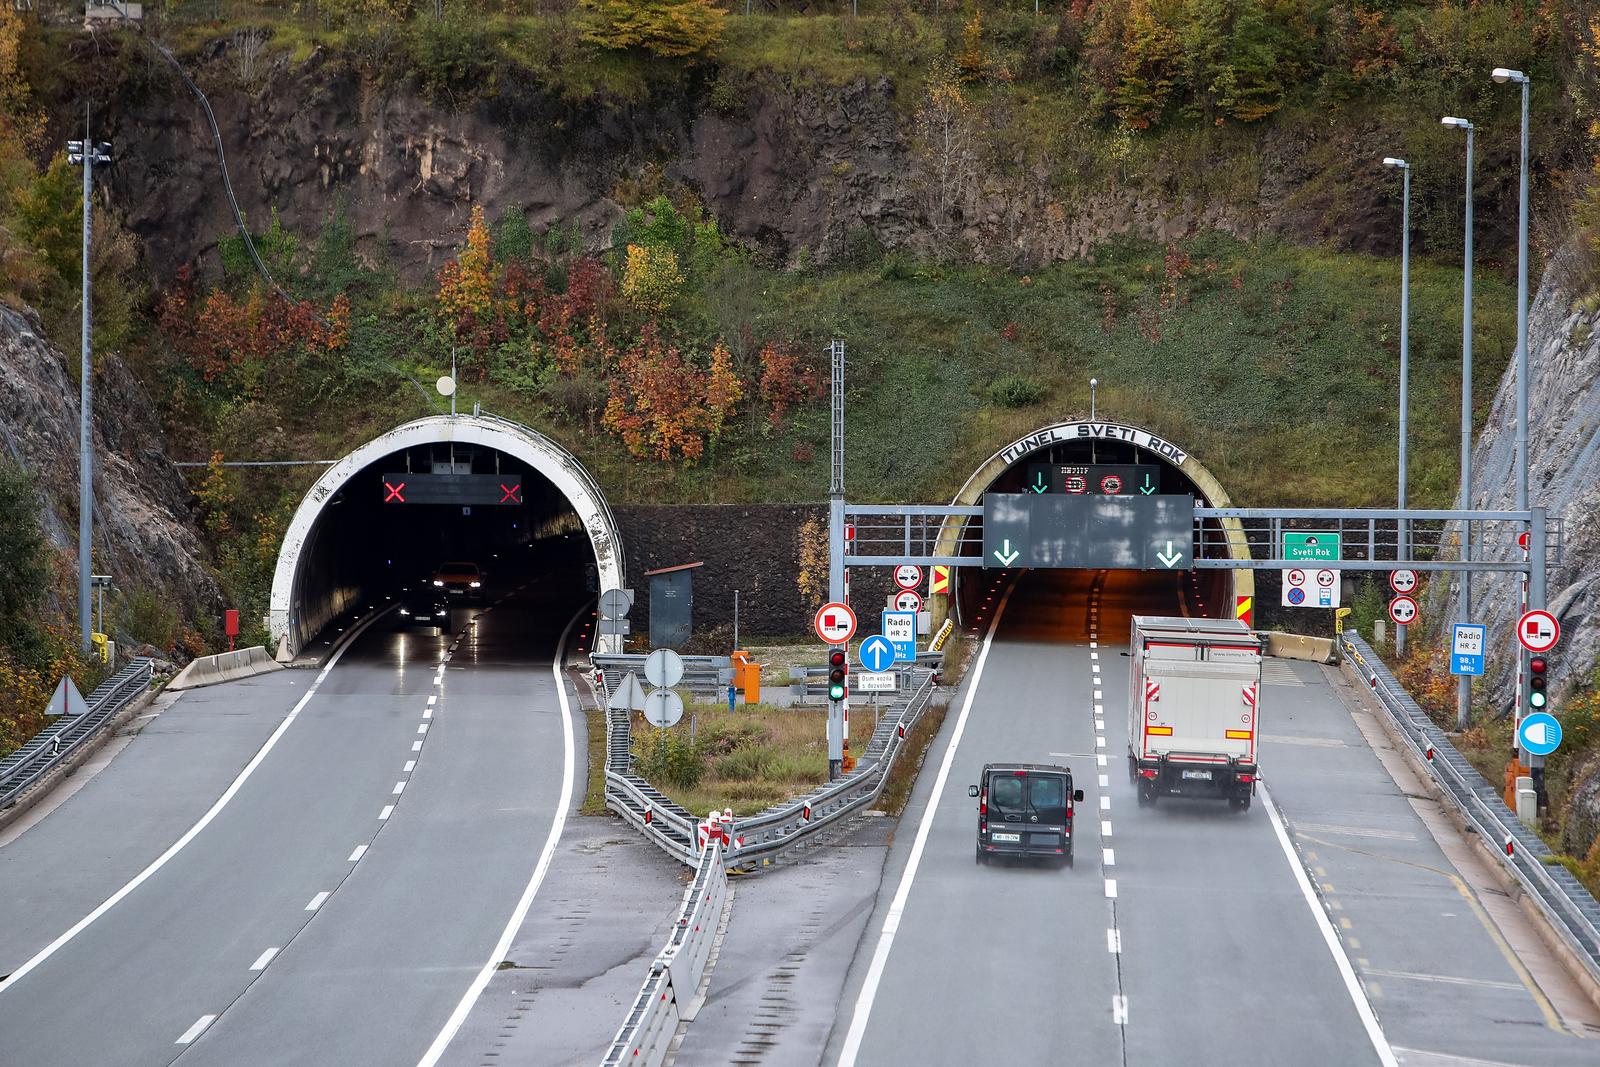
[1127,616,1263,810]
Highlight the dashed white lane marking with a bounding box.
[347,846,367,862]
[412,740,423,752]
[305,892,330,912]
[423,706,433,719]
[1107,929,1122,953]
[1103,848,1116,866]
[1105,879,1118,898]
[0,604,390,997]
[1097,754,1107,766]
[404,761,416,773]
[379,805,394,821]
[1090,641,1098,648]
[249,948,278,971]
[837,584,1016,1067]
[427,695,437,706]
[1091,651,1099,660]
[432,677,443,687]
[1095,735,1106,748]
[1100,795,1111,810]
[1099,774,1109,787]
[392,781,407,795]
[176,1015,217,1045]
[1095,719,1105,732]
[1261,784,1397,1066]
[1094,689,1103,699]
[1112,995,1128,1025]
[418,723,429,734]
[1101,820,1113,837]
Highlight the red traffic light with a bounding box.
[829,650,847,668]
[1529,656,1547,674]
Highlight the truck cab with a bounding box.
[969,763,1085,867]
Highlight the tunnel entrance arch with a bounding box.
[269,413,624,657]
[934,420,1254,627]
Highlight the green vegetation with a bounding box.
[631,702,827,815]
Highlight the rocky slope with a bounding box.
[0,305,222,651]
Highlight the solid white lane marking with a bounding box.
[416,601,584,1067]
[348,846,367,862]
[418,723,429,734]
[1112,995,1128,1025]
[392,781,406,795]
[305,892,329,911]
[837,584,1016,1067]
[1103,848,1116,866]
[379,805,394,821]
[249,948,278,971]
[1101,820,1113,837]
[1099,774,1109,787]
[1365,968,1523,992]
[176,1015,217,1045]
[412,740,423,752]
[1107,929,1121,953]
[404,761,416,773]
[1261,784,1398,1066]
[1100,795,1111,810]
[0,606,389,997]
[1105,879,1118,898]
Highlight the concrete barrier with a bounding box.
[1263,632,1337,663]
[167,646,283,691]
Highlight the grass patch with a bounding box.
[878,696,950,817]
[630,702,827,816]
[581,709,608,816]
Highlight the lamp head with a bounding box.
[1490,67,1526,85]
[1441,116,1473,130]
[1382,157,1408,169]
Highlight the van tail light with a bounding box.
[979,792,987,817]
[1139,769,1158,779]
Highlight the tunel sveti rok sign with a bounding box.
[999,422,1190,467]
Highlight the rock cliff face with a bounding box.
[86,45,1442,285]
[0,306,222,649]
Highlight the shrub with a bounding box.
[987,375,1048,407]
[580,0,726,60]
[635,727,703,788]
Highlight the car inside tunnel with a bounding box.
[950,434,1233,637]
[286,440,597,650]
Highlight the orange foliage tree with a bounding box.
[602,323,740,462]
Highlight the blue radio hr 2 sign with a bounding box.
[1450,623,1486,676]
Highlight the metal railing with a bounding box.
[0,658,155,811]
[1340,632,1600,987]
[600,840,729,1067]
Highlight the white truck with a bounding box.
[1127,616,1263,811]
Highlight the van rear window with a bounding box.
[987,773,1069,823]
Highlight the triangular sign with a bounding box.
[606,671,648,713]
[48,676,90,717]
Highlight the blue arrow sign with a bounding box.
[858,635,895,674]
[1518,712,1562,757]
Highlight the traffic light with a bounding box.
[828,649,847,702]
[1528,655,1549,710]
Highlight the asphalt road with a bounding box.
[0,571,587,1066]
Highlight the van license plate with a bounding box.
[991,832,1020,842]
[1181,770,1213,781]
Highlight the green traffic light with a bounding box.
[1529,690,1547,709]
[829,683,846,701]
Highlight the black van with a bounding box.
[969,763,1085,867]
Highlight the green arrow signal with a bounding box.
[1139,473,1155,495]
[1030,472,1048,493]
[993,539,1020,566]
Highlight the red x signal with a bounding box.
[384,481,406,503]
[500,483,522,504]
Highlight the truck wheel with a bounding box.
[1137,783,1156,807]
[1230,796,1251,812]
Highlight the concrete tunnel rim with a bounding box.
[931,418,1255,625]
[268,413,624,657]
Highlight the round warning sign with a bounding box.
[1287,569,1306,587]
[894,590,923,612]
[1388,595,1418,626]
[894,564,923,590]
[1389,569,1418,594]
[1517,609,1559,653]
[1317,569,1336,587]
[814,602,857,644]
[1100,474,1123,494]
[1065,475,1088,494]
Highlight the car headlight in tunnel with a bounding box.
[399,608,411,615]
[433,580,444,587]
[470,581,481,588]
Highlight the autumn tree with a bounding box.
[955,8,989,81]
[601,324,740,463]
[914,59,980,241]
[622,243,684,313]
[581,0,725,60]
[758,340,822,431]
[438,204,494,328]
[1116,0,1182,129]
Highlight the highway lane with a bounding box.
[833,569,1385,1067]
[0,570,583,1066]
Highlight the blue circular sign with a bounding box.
[1286,587,1306,606]
[1518,712,1562,757]
[858,635,895,674]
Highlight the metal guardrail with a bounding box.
[1340,632,1600,988]
[0,658,155,811]
[600,841,728,1067]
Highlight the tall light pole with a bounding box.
[1443,115,1475,731]
[67,116,112,656]
[1382,156,1412,657]
[1492,66,1534,758]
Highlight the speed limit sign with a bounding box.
[1389,569,1418,594]
[1389,595,1418,626]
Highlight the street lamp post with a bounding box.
[1382,156,1412,657]
[1492,66,1536,770]
[1443,115,1475,731]
[66,117,112,656]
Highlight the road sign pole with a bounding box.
[1527,507,1548,797]
[827,338,846,779]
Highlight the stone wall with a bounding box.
[612,503,895,644]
